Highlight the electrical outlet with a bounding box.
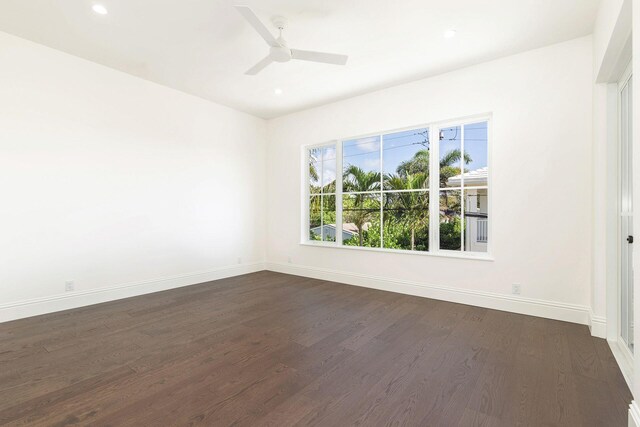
[237,257,242,264]
[65,281,75,292]
[287,256,292,264]
[512,284,521,295]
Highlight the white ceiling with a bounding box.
[0,0,599,118]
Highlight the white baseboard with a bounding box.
[0,262,266,323]
[629,401,640,427]
[266,262,591,326]
[609,338,634,391]
[589,311,607,338]
[3,261,600,336]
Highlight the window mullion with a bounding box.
[460,124,465,252]
[304,148,310,243]
[336,141,343,245]
[320,194,324,241]
[430,125,439,253]
[379,133,384,248]
[320,148,324,241]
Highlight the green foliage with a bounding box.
[309,147,473,252]
[365,215,429,251]
[342,166,381,246]
[397,150,429,177]
[439,217,462,250]
[396,148,472,187]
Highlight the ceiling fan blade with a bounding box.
[290,49,348,65]
[234,5,279,47]
[245,55,273,75]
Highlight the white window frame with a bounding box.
[301,113,493,260]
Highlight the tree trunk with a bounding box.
[411,228,415,250]
[359,226,364,246]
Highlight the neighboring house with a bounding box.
[311,222,369,241]
[447,167,488,252]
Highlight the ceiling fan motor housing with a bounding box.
[270,44,291,62]
[270,20,291,63]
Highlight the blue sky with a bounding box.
[342,121,487,179]
[442,122,488,172]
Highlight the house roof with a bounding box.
[341,222,370,233]
[310,223,369,236]
[447,167,488,186]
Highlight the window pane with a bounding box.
[309,195,321,240]
[342,193,381,247]
[343,136,381,191]
[383,128,429,190]
[439,190,462,250]
[321,145,337,193]
[439,125,462,188]
[383,191,429,251]
[464,189,488,252]
[462,122,488,188]
[322,195,336,242]
[309,148,321,194]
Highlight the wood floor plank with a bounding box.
[0,271,631,426]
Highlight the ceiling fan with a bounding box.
[234,5,349,75]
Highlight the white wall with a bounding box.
[594,0,632,82]
[633,0,640,410]
[266,37,594,322]
[591,0,633,343]
[0,30,599,331]
[0,32,267,320]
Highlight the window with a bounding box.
[438,122,489,253]
[304,117,490,257]
[308,145,337,242]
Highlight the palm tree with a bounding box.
[396,149,471,186]
[385,173,429,250]
[438,149,471,187]
[343,165,381,246]
[397,150,429,177]
[309,148,320,191]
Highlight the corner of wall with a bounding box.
[589,310,607,338]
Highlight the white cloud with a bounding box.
[353,136,379,153]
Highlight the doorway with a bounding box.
[619,62,633,356]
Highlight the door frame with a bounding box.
[618,60,634,368]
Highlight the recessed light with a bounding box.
[274,88,283,96]
[92,4,108,15]
[444,29,457,39]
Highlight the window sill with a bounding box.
[299,242,494,261]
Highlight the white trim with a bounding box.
[607,82,621,340]
[589,311,608,338]
[336,140,344,245]
[620,60,633,91]
[618,61,635,355]
[380,132,385,248]
[301,145,310,242]
[595,0,631,83]
[609,338,634,391]
[461,124,466,250]
[265,262,589,325]
[0,262,266,323]
[430,125,439,251]
[299,241,494,261]
[629,401,640,427]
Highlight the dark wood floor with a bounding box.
[0,271,632,426]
